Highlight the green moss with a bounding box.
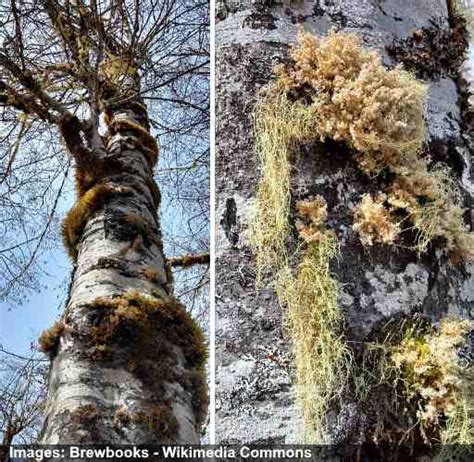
[108,118,159,168]
[88,291,207,368]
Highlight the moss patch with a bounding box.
[62,183,134,260]
[70,404,100,429]
[133,404,179,441]
[38,320,65,357]
[108,118,159,168]
[81,291,208,429]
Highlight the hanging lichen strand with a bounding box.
[276,197,353,442]
[250,31,473,446]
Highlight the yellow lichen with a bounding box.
[353,194,401,246]
[355,317,473,446]
[273,30,427,168]
[296,195,328,243]
[248,94,318,284]
[260,30,472,259]
[391,318,472,433]
[276,228,353,443]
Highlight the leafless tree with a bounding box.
[0,346,46,450]
[0,0,209,444]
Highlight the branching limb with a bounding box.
[167,253,210,268]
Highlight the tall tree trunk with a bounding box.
[216,0,472,445]
[39,96,205,443]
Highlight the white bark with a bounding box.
[40,103,201,444]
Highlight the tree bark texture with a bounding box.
[215,0,473,444]
[39,99,203,444]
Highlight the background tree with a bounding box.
[0,346,46,454]
[0,0,209,444]
[215,0,473,452]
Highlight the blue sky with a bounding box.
[0,247,69,356]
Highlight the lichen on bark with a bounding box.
[216,0,474,452]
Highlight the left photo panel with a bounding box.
[0,0,210,446]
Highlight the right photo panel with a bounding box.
[215,0,474,454]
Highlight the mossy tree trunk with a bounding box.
[216,0,472,445]
[39,90,203,444]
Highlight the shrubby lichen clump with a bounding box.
[392,319,471,431]
[359,318,473,446]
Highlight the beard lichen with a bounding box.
[248,93,318,285]
[276,217,354,443]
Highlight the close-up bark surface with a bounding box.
[215,0,473,446]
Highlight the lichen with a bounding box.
[248,93,317,284]
[357,317,473,446]
[273,30,427,164]
[391,318,472,433]
[250,30,474,447]
[353,193,400,246]
[276,199,353,443]
[252,30,473,266]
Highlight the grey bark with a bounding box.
[39,103,200,445]
[215,0,473,444]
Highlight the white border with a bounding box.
[209,0,216,445]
